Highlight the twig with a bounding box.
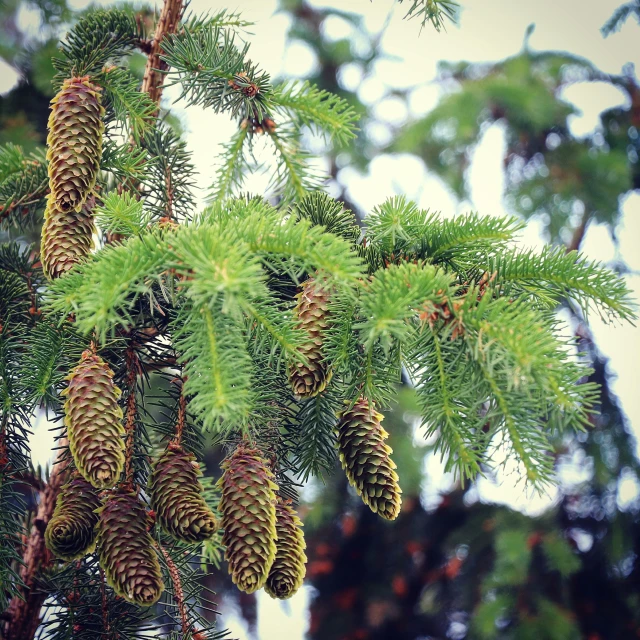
[3,448,69,640]
[157,543,190,635]
[99,566,110,635]
[141,0,185,109]
[566,210,591,253]
[172,383,187,446]
[124,346,139,485]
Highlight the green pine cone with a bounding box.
[265,497,307,600]
[217,443,278,594]
[41,193,95,279]
[96,488,164,607]
[289,278,332,398]
[45,476,101,561]
[63,350,125,489]
[336,397,402,521]
[47,76,104,213]
[149,443,218,543]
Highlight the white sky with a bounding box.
[2,1,639,638]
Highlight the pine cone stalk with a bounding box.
[149,443,218,543]
[265,497,307,599]
[44,476,101,561]
[336,397,402,520]
[95,488,164,606]
[217,443,278,594]
[63,350,125,489]
[289,278,332,398]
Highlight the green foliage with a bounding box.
[602,0,640,34]
[54,8,144,78]
[95,191,149,237]
[268,81,359,146]
[0,145,48,230]
[0,4,638,639]
[399,0,460,30]
[98,66,156,140]
[393,49,637,240]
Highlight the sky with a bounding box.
[2,0,639,638]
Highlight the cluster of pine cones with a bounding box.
[43,75,403,606]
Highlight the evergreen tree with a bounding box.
[0,2,636,640]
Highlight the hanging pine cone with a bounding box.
[217,443,278,594]
[41,193,95,279]
[63,350,125,489]
[265,497,307,600]
[336,397,402,521]
[47,76,104,213]
[45,476,101,561]
[96,488,164,607]
[149,443,218,543]
[289,278,332,398]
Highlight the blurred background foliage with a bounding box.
[1,0,639,638]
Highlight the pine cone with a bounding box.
[47,76,104,213]
[41,193,95,279]
[336,397,402,520]
[63,350,125,489]
[45,476,101,561]
[149,443,218,543]
[289,278,332,398]
[217,443,278,594]
[96,488,164,606]
[265,497,307,599]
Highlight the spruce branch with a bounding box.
[398,0,460,31]
[53,8,145,79]
[161,26,270,118]
[482,247,636,322]
[0,147,48,230]
[268,81,359,146]
[98,66,157,140]
[141,0,185,109]
[95,191,150,237]
[208,126,251,202]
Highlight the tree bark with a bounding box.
[141,0,184,110]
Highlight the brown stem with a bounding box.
[3,448,69,640]
[566,210,591,253]
[99,566,110,635]
[124,346,139,484]
[173,384,187,446]
[157,543,190,635]
[141,0,185,110]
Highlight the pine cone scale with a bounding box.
[149,444,218,543]
[289,278,332,398]
[63,350,125,489]
[336,397,402,520]
[45,477,101,561]
[95,489,164,607]
[217,443,278,594]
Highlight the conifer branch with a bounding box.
[3,452,69,640]
[141,0,185,109]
